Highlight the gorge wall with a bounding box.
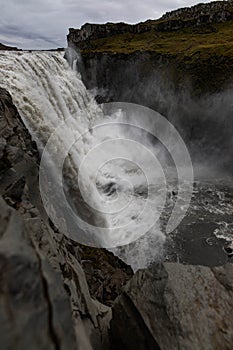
[67,0,233,174]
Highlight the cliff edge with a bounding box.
[68,0,233,49]
[67,0,233,96]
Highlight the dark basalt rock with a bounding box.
[68,22,152,50]
[110,263,233,350]
[79,244,133,306]
[0,43,20,50]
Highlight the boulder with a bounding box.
[110,262,233,350]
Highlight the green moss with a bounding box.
[82,21,233,56]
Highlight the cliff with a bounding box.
[67,1,233,96]
[160,0,233,29]
[68,1,233,49]
[66,1,233,174]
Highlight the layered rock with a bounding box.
[68,22,152,50]
[160,0,233,31]
[162,0,233,22]
[110,262,233,350]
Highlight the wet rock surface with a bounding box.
[79,245,133,306]
[110,262,233,350]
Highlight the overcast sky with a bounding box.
[0,0,219,49]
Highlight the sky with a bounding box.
[0,0,221,49]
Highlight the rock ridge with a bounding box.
[67,0,233,49]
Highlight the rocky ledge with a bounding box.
[0,88,233,349]
[0,43,20,50]
[68,1,233,48]
[110,263,233,350]
[160,0,233,30]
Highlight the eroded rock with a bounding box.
[110,262,233,350]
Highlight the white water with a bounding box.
[0,50,166,270]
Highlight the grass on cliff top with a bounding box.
[81,20,233,60]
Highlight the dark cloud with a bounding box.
[0,0,219,49]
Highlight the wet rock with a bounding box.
[79,245,133,306]
[223,243,233,258]
[110,262,233,350]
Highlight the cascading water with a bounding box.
[1,50,233,270]
[0,51,100,145]
[0,50,167,270]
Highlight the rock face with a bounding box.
[0,197,77,350]
[161,1,233,21]
[160,0,233,31]
[110,263,233,350]
[76,49,233,174]
[66,2,233,175]
[79,245,133,306]
[68,22,151,50]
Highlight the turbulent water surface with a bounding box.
[1,50,232,270]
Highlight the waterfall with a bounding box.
[0,50,166,270]
[0,51,100,145]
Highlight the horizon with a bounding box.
[0,0,223,50]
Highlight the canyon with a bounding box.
[1,1,233,349]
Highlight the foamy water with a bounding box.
[0,50,167,269]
